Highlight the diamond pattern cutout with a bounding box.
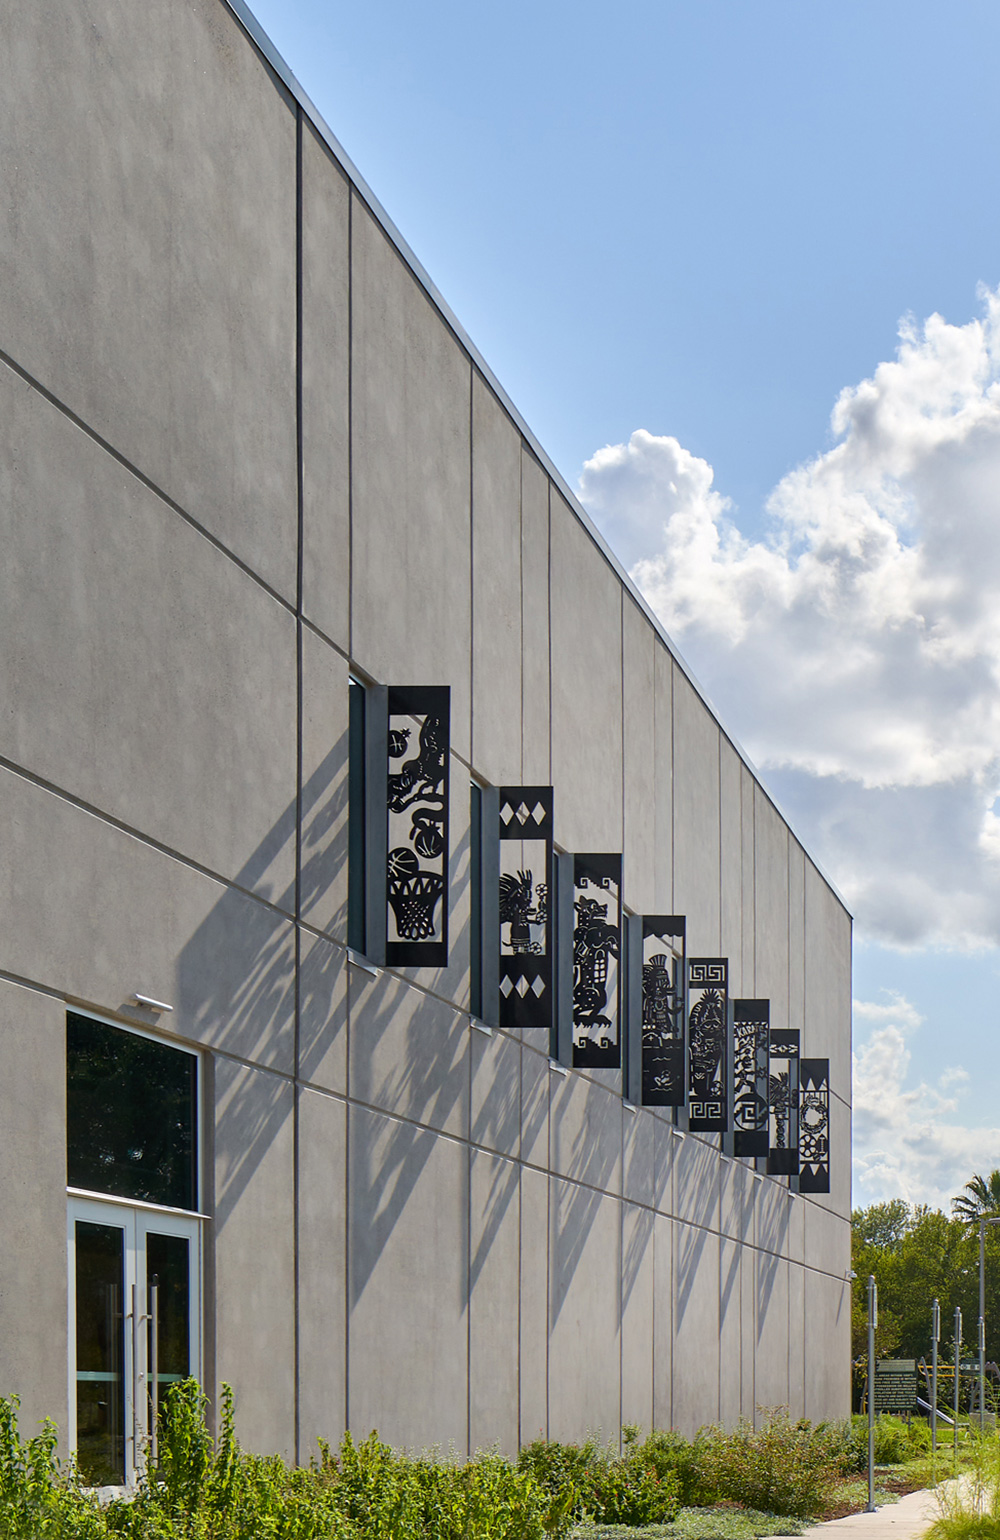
[531,977,546,997]
[515,976,529,997]
[533,802,547,825]
[500,977,514,997]
[500,803,515,825]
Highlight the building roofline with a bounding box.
[221,0,851,918]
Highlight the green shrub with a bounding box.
[632,1429,707,1505]
[517,1436,679,1527]
[691,1412,839,1517]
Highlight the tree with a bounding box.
[952,1170,1000,1227]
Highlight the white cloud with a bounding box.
[852,991,924,1030]
[852,1014,1000,1211]
[579,287,1000,948]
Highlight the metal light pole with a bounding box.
[932,1297,940,1472]
[867,1275,877,1512]
[978,1215,1000,1430]
[955,1306,962,1470]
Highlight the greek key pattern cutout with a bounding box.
[733,999,770,1157]
[688,957,728,1132]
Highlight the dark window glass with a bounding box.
[75,1220,125,1486]
[67,1014,197,1210]
[470,781,482,1018]
[147,1231,190,1426]
[348,680,366,954]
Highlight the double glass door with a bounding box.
[68,1197,201,1487]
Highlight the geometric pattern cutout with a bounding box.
[768,1028,800,1178]
[733,998,770,1157]
[688,958,729,1131]
[798,1057,830,1193]
[640,916,686,1107]
[572,853,622,1070]
[385,685,451,968]
[498,787,553,1029]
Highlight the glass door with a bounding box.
[68,1198,201,1487]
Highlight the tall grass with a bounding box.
[926,1433,1000,1540]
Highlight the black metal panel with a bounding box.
[498,787,553,1029]
[799,1058,831,1193]
[572,853,622,1069]
[733,998,770,1157]
[640,917,686,1107]
[767,1028,800,1176]
[385,685,450,968]
[687,958,729,1131]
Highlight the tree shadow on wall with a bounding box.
[176,730,348,1223]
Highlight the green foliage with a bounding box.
[851,1197,1000,1368]
[953,1172,1000,1228]
[516,1436,680,1527]
[0,1395,103,1540]
[926,1431,1000,1540]
[691,1413,840,1517]
[571,1511,812,1540]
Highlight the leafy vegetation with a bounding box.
[0,1384,925,1540]
[926,1428,1000,1540]
[851,1194,1000,1373]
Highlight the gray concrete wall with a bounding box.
[0,0,852,1462]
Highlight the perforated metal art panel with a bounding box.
[572,854,622,1069]
[733,999,769,1157]
[768,1028,800,1177]
[498,787,553,1029]
[385,686,450,967]
[688,958,728,1131]
[640,917,686,1106]
[799,1058,830,1193]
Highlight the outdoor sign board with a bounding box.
[873,1359,918,1413]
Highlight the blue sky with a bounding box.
[245,0,1000,1210]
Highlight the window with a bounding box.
[66,1013,202,1487]
[348,679,366,954]
[67,1012,197,1211]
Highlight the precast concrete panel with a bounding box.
[549,1070,623,1196]
[0,985,68,1438]
[672,1222,721,1436]
[788,1262,806,1416]
[521,1046,550,1169]
[739,1234,757,1418]
[301,125,351,651]
[348,970,470,1141]
[0,0,298,598]
[298,930,348,1097]
[755,1178,793,1264]
[652,1214,674,1430]
[672,672,721,952]
[753,790,790,1027]
[214,1058,296,1456]
[740,766,757,991]
[673,1134,720,1232]
[621,1202,655,1431]
[548,1180,621,1442]
[519,1165,549,1442]
[471,1027,521,1161]
[0,768,296,1071]
[299,630,350,943]
[550,491,624,854]
[471,373,524,785]
[720,740,744,994]
[804,1270,851,1422]
[349,199,472,758]
[719,1238,743,1425]
[296,1087,348,1458]
[653,645,675,912]
[469,1150,521,1455]
[805,862,852,1103]
[623,1107,656,1210]
[720,1158,752,1246]
[754,1250,790,1415]
[347,1105,469,1451]
[622,599,657,915]
[652,1116,677,1218]
[520,456,551,785]
[788,841,806,1035]
[0,368,297,904]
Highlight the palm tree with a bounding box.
[952,1170,1000,1226]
